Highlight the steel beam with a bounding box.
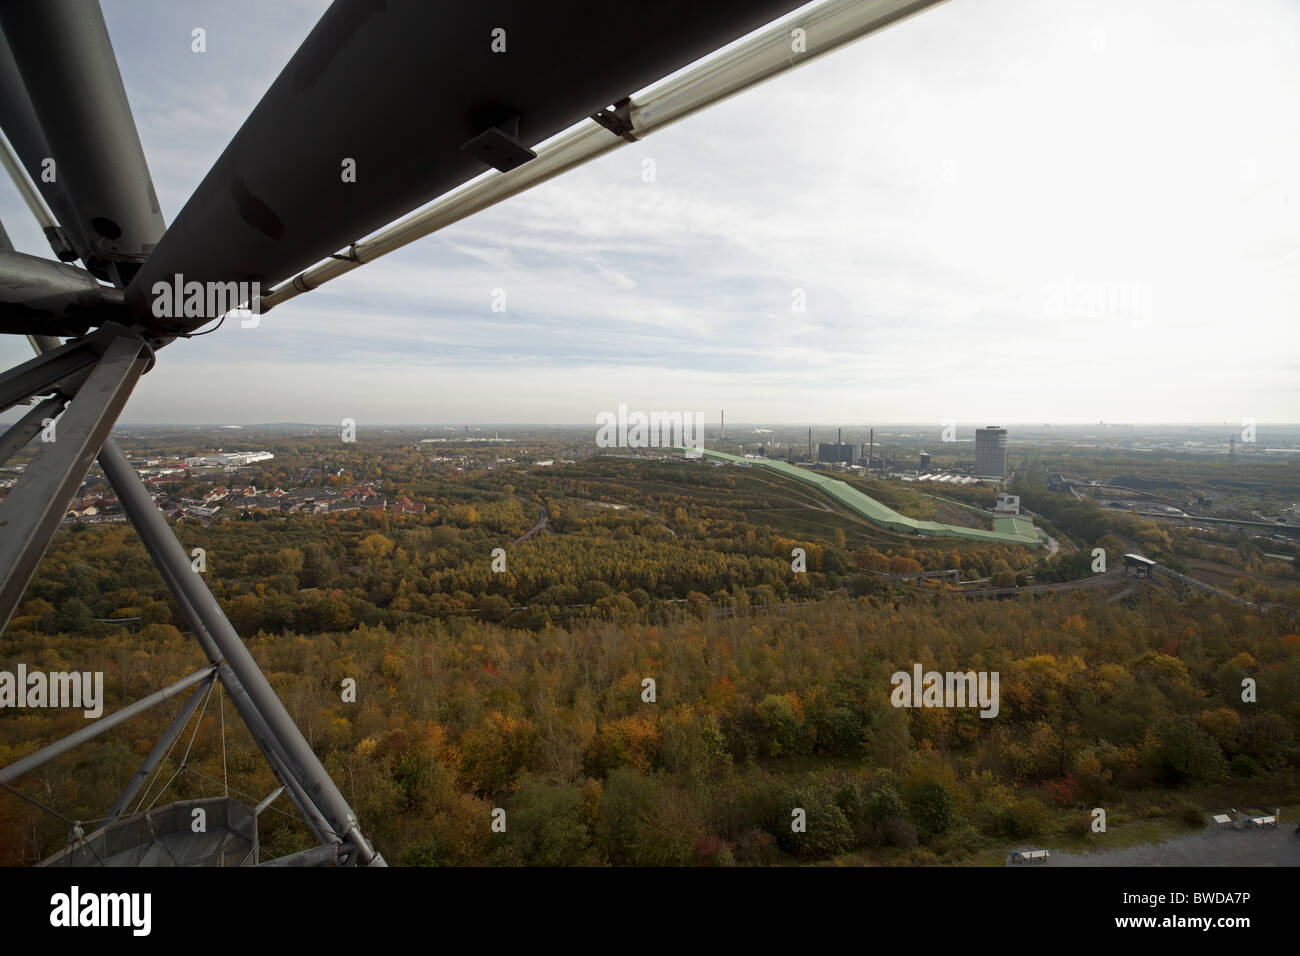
[212,659,335,846]
[107,676,214,820]
[0,666,217,784]
[0,334,103,412]
[0,250,122,337]
[0,395,65,467]
[258,0,949,313]
[0,1,164,286]
[0,28,82,262]
[121,0,812,329]
[258,843,340,867]
[97,438,339,848]
[95,437,383,863]
[0,333,147,629]
[254,786,285,816]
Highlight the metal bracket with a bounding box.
[0,322,146,413]
[459,115,537,173]
[0,333,150,626]
[591,97,639,142]
[42,225,78,262]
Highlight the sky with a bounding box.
[2,0,1298,426]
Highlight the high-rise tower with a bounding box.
[975,426,1007,478]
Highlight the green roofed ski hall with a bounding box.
[693,450,1044,548]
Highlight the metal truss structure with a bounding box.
[0,0,945,865]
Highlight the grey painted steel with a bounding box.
[27,325,327,845]
[95,438,355,853]
[97,441,335,844]
[0,250,122,337]
[0,395,65,466]
[11,317,333,851]
[95,465,385,862]
[0,333,146,631]
[0,28,84,261]
[214,668,334,844]
[218,667,334,844]
[259,0,950,313]
[0,333,103,412]
[41,795,256,867]
[16,419,331,843]
[254,786,285,816]
[0,124,68,247]
[258,843,340,867]
[107,676,215,820]
[26,334,61,353]
[0,0,164,286]
[0,666,217,784]
[0,216,10,252]
[122,0,808,329]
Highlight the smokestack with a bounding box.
[808,428,812,459]
[838,427,842,446]
[721,409,725,441]
[869,428,874,472]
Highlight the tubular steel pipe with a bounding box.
[0,128,60,236]
[99,439,338,844]
[96,438,353,854]
[32,313,338,847]
[0,666,217,784]
[106,677,214,819]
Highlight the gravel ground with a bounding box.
[1006,825,1300,867]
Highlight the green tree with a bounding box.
[501,775,591,866]
[906,780,957,838]
[1147,716,1229,786]
[54,598,93,633]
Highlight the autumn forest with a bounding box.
[1,435,1297,866]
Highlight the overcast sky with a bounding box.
[2,0,1298,426]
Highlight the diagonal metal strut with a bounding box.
[0,666,217,784]
[0,395,66,467]
[0,331,109,413]
[99,445,337,845]
[97,438,383,864]
[107,676,215,820]
[0,331,147,630]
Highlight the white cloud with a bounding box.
[1,0,1297,424]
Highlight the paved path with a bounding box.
[1008,826,1300,867]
